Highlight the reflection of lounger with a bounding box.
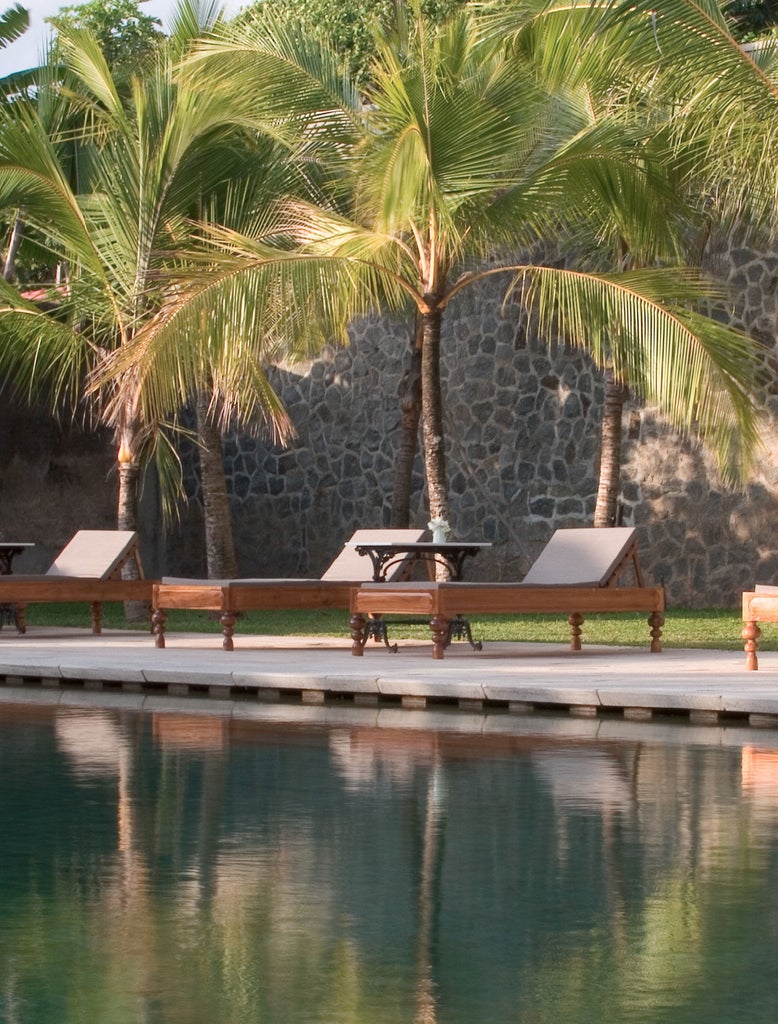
[742,584,778,669]
[151,529,426,650]
[0,530,150,635]
[349,527,665,659]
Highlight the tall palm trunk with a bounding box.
[420,305,449,525]
[420,305,450,581]
[390,320,423,528]
[117,421,146,621]
[594,368,629,527]
[195,390,238,579]
[117,427,141,535]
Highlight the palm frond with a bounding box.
[0,3,28,48]
[0,289,91,408]
[516,263,763,483]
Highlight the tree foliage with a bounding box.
[49,0,163,73]
[244,0,465,86]
[127,4,762,540]
[0,8,300,538]
[727,0,778,40]
[0,2,27,49]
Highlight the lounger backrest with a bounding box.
[521,527,638,587]
[46,530,141,579]
[320,528,427,581]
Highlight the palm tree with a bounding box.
[126,5,760,550]
[480,0,776,524]
[0,5,298,577]
[0,3,27,51]
[0,3,29,280]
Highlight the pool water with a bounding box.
[1,702,778,1024]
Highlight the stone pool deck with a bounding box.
[0,626,776,727]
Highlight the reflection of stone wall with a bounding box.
[166,237,778,608]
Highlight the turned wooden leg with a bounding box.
[430,616,449,659]
[568,612,583,651]
[91,601,103,634]
[152,608,167,648]
[649,612,664,653]
[743,620,761,670]
[350,613,367,655]
[14,604,27,635]
[220,611,236,651]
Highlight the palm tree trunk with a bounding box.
[390,321,423,528]
[3,216,24,282]
[117,426,147,622]
[420,306,450,582]
[594,369,628,527]
[420,306,449,525]
[195,391,238,579]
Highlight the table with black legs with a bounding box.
[349,541,491,582]
[347,540,491,650]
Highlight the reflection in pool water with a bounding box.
[1,703,778,1024]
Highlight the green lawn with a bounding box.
[14,602,750,650]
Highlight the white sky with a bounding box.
[1,0,238,75]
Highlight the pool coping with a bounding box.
[0,626,776,730]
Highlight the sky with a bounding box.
[1,0,234,75]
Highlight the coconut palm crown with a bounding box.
[0,2,308,549]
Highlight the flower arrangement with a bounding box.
[427,517,451,543]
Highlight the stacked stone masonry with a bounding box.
[166,239,778,608]
[3,238,776,609]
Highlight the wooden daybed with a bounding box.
[349,527,665,659]
[0,530,150,635]
[151,528,426,650]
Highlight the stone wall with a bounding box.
[0,404,163,576]
[3,237,776,608]
[165,239,778,608]
[0,404,117,573]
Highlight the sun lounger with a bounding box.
[741,584,778,669]
[151,528,427,650]
[0,530,150,635]
[349,526,665,659]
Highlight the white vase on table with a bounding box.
[428,519,450,545]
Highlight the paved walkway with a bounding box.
[0,626,776,728]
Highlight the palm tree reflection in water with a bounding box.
[1,707,778,1024]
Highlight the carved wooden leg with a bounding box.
[91,601,103,634]
[430,616,449,659]
[350,613,367,656]
[14,604,27,635]
[220,611,236,651]
[152,608,167,648]
[743,620,761,670]
[568,612,583,651]
[649,612,664,653]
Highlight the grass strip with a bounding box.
[13,602,749,650]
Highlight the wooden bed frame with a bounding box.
[151,579,357,650]
[349,581,665,659]
[0,531,150,635]
[151,528,427,650]
[742,587,778,669]
[349,527,665,659]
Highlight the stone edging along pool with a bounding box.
[0,630,777,729]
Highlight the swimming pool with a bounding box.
[1,701,777,1024]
